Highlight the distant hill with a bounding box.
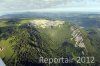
[0,12,100,28]
[1,12,100,19]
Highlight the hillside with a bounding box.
[0,19,99,66]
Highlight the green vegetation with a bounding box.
[0,19,100,66]
[87,28,100,62]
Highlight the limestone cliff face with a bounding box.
[70,26,88,55]
[30,19,64,28]
[70,26,86,48]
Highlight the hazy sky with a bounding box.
[0,0,100,15]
